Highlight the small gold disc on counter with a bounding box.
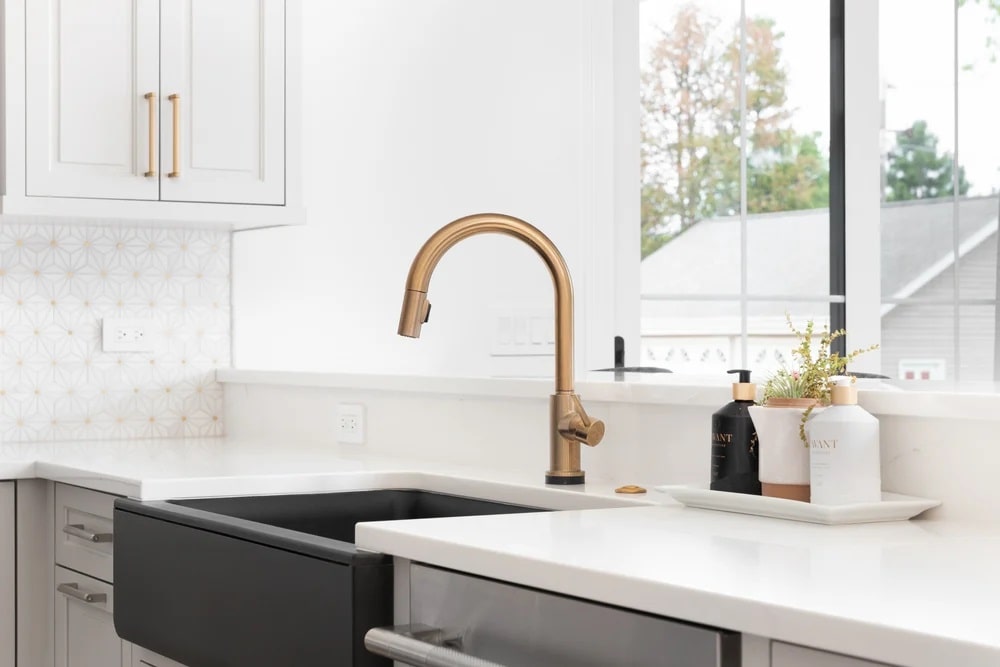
[615,484,647,494]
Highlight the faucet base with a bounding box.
[545,472,586,485]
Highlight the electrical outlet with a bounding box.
[102,318,155,352]
[336,403,366,444]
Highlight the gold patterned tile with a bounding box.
[0,222,229,441]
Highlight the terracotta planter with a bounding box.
[748,399,824,502]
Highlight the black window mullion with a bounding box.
[829,0,847,355]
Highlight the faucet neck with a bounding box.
[402,213,575,392]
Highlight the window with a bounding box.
[878,0,1000,381]
[636,0,1000,383]
[638,0,840,375]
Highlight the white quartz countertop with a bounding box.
[2,437,995,667]
[357,507,1000,667]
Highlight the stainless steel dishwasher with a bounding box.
[365,564,740,667]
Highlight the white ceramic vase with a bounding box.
[748,399,824,502]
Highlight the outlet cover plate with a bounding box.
[102,318,155,352]
[336,403,366,444]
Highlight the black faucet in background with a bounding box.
[594,336,671,380]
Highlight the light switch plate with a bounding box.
[102,318,155,352]
[490,307,555,357]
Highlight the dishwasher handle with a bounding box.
[365,626,508,667]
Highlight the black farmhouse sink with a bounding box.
[167,489,540,542]
[114,490,544,667]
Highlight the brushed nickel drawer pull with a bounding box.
[57,582,107,604]
[365,626,507,667]
[63,523,113,543]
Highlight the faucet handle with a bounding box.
[557,397,605,447]
[576,418,605,447]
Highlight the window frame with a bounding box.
[632,0,855,371]
[843,0,1000,381]
[626,0,1000,382]
[830,0,847,357]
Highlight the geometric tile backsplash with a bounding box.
[0,222,229,442]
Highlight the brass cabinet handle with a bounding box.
[168,93,180,178]
[57,583,107,605]
[63,523,113,543]
[144,92,156,177]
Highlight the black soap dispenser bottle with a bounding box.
[710,369,761,495]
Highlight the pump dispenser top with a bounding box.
[830,375,858,405]
[728,369,756,401]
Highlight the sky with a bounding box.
[640,0,1000,196]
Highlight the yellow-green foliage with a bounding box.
[762,315,879,442]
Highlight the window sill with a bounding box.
[216,369,1000,422]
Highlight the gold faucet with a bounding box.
[398,213,605,485]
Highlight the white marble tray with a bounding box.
[653,485,940,525]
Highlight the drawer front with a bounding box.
[55,484,117,583]
[54,566,126,667]
[408,564,739,667]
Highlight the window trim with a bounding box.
[842,0,882,373]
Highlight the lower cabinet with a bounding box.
[54,566,128,667]
[1,482,14,667]
[51,482,191,667]
[54,565,190,667]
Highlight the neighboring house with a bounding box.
[639,196,1000,380]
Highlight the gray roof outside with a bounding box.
[881,231,997,381]
[881,195,999,297]
[640,195,1000,322]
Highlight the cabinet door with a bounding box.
[159,0,285,205]
[0,483,13,667]
[55,567,128,667]
[25,0,159,200]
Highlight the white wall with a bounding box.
[232,0,636,377]
[224,380,1000,523]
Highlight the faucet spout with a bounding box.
[397,213,604,484]
[397,289,430,338]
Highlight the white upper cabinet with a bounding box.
[160,0,285,205]
[6,0,301,228]
[25,0,159,201]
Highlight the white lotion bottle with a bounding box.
[806,376,881,504]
